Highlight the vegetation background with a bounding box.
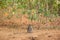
[0,0,60,29]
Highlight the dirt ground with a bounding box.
[0,14,60,40]
[0,27,60,40]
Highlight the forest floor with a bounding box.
[0,27,60,40]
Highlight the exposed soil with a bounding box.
[0,27,60,40]
[0,14,60,40]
